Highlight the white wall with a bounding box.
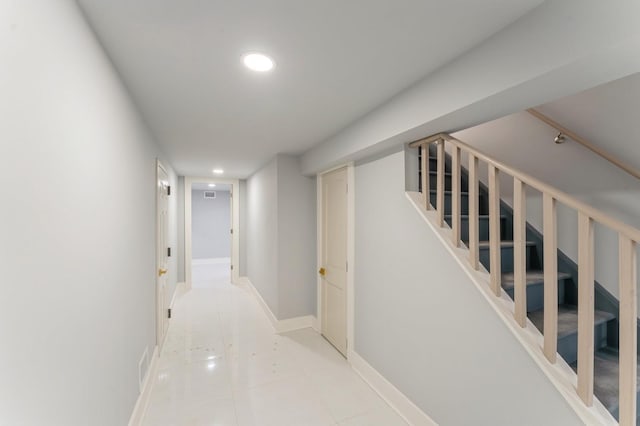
[455,111,640,314]
[177,176,185,282]
[246,155,316,320]
[191,189,231,259]
[537,72,640,175]
[0,1,178,424]
[301,0,640,176]
[354,150,583,425]
[277,156,316,318]
[239,179,248,276]
[247,158,279,315]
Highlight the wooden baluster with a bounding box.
[436,140,445,226]
[543,193,558,363]
[619,235,637,425]
[451,146,461,246]
[489,164,501,296]
[421,144,430,210]
[468,154,479,269]
[513,178,526,327]
[577,212,595,406]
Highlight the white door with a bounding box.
[321,167,348,355]
[156,163,170,348]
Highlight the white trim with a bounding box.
[185,177,240,289]
[276,315,317,333]
[405,191,617,426]
[241,277,317,333]
[191,257,231,265]
[350,351,438,426]
[316,173,323,334]
[316,163,355,359]
[155,159,169,350]
[128,346,159,426]
[346,163,355,359]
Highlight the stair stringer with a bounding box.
[405,190,616,426]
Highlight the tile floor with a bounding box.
[142,262,407,426]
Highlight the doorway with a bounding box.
[190,182,232,288]
[317,165,354,357]
[184,177,240,289]
[156,160,170,349]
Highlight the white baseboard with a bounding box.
[128,345,159,426]
[241,276,317,333]
[192,257,230,265]
[276,314,317,333]
[350,351,438,426]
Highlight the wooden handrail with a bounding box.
[412,133,640,243]
[527,108,640,181]
[414,131,639,422]
[408,132,449,148]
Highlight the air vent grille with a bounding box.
[204,191,216,199]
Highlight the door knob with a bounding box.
[158,268,168,276]
[318,267,326,276]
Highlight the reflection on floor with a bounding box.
[142,261,406,425]
[192,259,232,289]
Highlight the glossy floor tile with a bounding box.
[142,262,407,426]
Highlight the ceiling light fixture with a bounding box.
[213,169,224,175]
[243,53,275,72]
[208,183,216,188]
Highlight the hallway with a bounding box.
[142,263,406,426]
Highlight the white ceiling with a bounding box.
[537,72,640,176]
[78,0,542,178]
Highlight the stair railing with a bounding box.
[527,108,640,181]
[410,133,639,425]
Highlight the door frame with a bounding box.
[155,159,170,349]
[316,163,355,360]
[184,176,240,288]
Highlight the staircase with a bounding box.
[411,134,640,425]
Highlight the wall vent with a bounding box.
[204,191,216,199]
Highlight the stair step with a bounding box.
[478,241,535,249]
[428,170,452,176]
[529,305,615,364]
[502,271,570,312]
[444,215,508,241]
[478,240,540,272]
[428,190,487,216]
[444,215,505,220]
[429,189,468,196]
[572,347,640,421]
[529,304,614,339]
[501,271,572,289]
[428,174,469,191]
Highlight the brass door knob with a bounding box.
[158,268,168,276]
[318,267,326,276]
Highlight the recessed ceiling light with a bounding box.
[208,183,216,188]
[213,169,224,175]
[243,53,275,72]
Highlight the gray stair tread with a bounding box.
[429,190,468,195]
[444,214,506,219]
[501,271,572,289]
[570,347,640,413]
[529,305,615,339]
[478,241,536,248]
